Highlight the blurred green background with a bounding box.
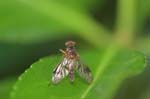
[0,0,149,99]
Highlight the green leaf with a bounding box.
[137,36,150,54]
[0,77,17,99]
[10,49,146,99]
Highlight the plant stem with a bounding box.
[115,0,137,47]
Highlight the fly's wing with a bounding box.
[52,58,69,84]
[76,61,93,83]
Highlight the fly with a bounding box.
[52,41,93,84]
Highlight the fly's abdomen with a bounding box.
[69,70,74,82]
[68,59,76,82]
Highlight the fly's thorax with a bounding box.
[65,46,78,59]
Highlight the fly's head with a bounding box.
[65,41,76,48]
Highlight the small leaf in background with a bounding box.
[0,0,68,43]
[10,49,146,99]
[0,0,108,44]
